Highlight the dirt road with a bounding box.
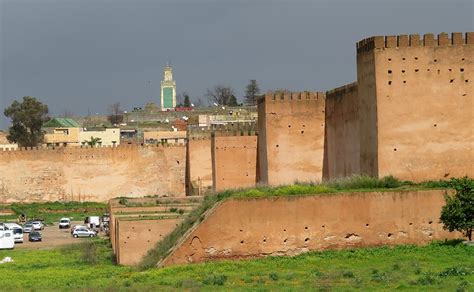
[15,221,95,250]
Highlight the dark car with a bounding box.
[28,231,42,242]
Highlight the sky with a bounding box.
[0,0,473,129]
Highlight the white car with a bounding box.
[4,223,23,243]
[59,218,71,229]
[23,223,34,233]
[72,228,96,238]
[31,221,44,230]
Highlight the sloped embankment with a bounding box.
[159,189,458,267]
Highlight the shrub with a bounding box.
[269,272,279,281]
[202,274,227,286]
[169,207,178,213]
[342,270,354,278]
[440,176,474,241]
[439,267,472,277]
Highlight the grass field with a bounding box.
[0,201,107,225]
[0,239,471,290]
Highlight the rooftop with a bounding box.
[43,118,81,128]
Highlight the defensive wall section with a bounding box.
[186,127,213,196]
[0,145,186,203]
[324,83,360,179]
[109,196,202,266]
[162,189,459,266]
[356,32,473,181]
[258,92,326,186]
[211,124,258,192]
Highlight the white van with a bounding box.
[5,223,23,243]
[0,229,15,249]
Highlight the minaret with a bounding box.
[160,63,176,111]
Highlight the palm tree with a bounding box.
[83,136,102,147]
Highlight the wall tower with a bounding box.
[160,64,176,111]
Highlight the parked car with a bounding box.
[72,228,96,238]
[23,223,34,233]
[59,218,71,229]
[5,223,23,243]
[84,216,100,229]
[31,221,44,230]
[0,229,15,249]
[71,225,87,235]
[28,231,42,242]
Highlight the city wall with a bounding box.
[162,189,459,266]
[357,32,473,181]
[258,92,326,186]
[0,145,186,203]
[186,128,213,196]
[324,83,360,180]
[211,132,258,192]
[115,218,183,266]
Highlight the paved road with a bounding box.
[15,221,95,250]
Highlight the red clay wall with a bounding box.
[162,189,458,266]
[187,137,213,195]
[357,32,474,181]
[212,135,258,191]
[324,83,360,179]
[0,145,186,202]
[116,218,183,266]
[258,92,326,185]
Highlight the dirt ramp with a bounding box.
[162,190,459,267]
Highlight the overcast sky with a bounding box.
[0,0,472,129]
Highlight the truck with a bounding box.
[84,216,100,229]
[0,224,15,249]
[4,223,23,243]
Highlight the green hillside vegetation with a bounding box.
[0,239,471,290]
[139,175,451,269]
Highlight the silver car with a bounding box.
[72,228,96,238]
[23,223,34,233]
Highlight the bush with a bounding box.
[202,274,227,286]
[440,176,474,241]
[269,272,279,281]
[342,270,354,278]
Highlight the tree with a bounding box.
[206,85,235,106]
[183,94,191,107]
[228,95,239,106]
[107,103,124,125]
[83,136,102,147]
[4,96,50,147]
[244,79,260,106]
[440,176,474,241]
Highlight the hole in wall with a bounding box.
[388,58,392,61]
[394,148,397,151]
[321,225,325,228]
[462,58,465,61]
[434,124,437,127]
[147,240,150,243]
[403,81,406,84]
[127,236,130,239]
[305,238,310,242]
[449,68,452,71]
[283,238,288,243]
[427,69,430,72]
[148,229,151,232]
[428,220,433,224]
[240,229,243,232]
[387,233,393,238]
[434,59,437,62]
[402,57,406,60]
[303,124,306,127]
[409,222,413,226]
[415,69,419,72]
[288,125,291,128]
[305,226,309,230]
[414,57,418,60]
[401,70,405,73]
[437,70,441,74]
[462,94,467,96]
[301,130,304,134]
[460,68,464,72]
[450,79,455,83]
[276,144,279,148]
[176,160,180,165]
[263,238,267,243]
[240,240,244,244]
[388,81,392,85]
[465,80,469,83]
[366,224,370,227]
[388,70,392,74]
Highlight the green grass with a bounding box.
[0,240,472,290]
[0,201,107,225]
[139,175,451,269]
